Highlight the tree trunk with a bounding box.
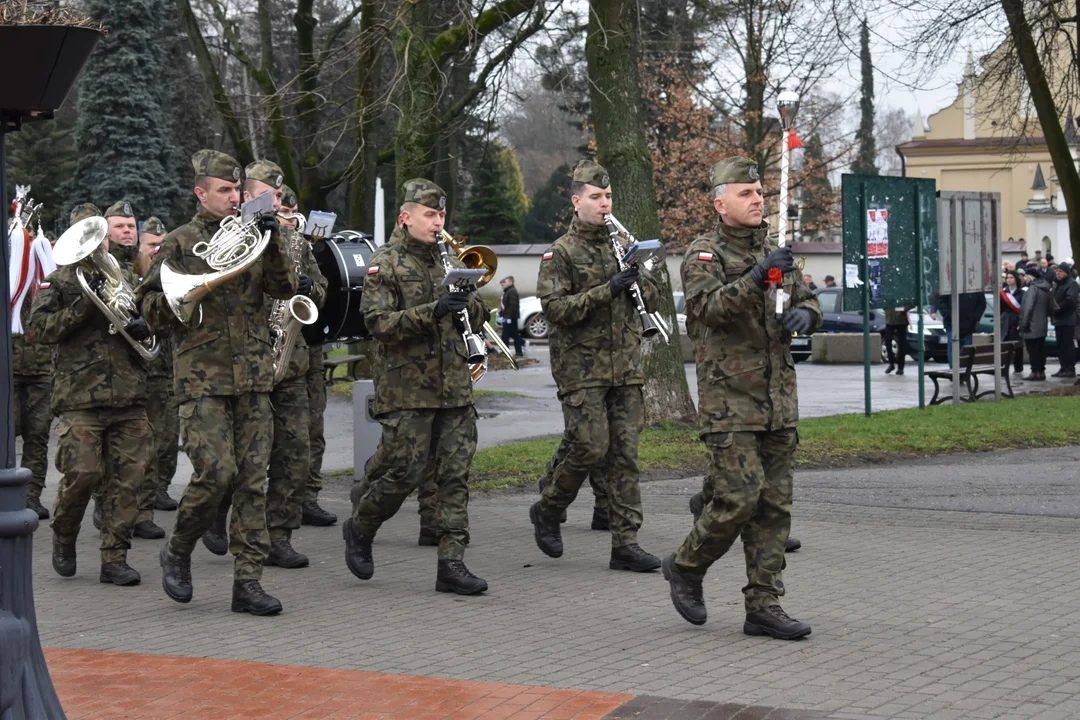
[586,0,696,425]
[348,0,384,230]
[1001,0,1080,260]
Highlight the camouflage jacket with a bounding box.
[362,226,487,415]
[13,287,52,376]
[536,216,660,395]
[271,228,328,383]
[138,207,297,402]
[682,220,822,434]
[29,264,148,414]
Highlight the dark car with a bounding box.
[813,287,886,334]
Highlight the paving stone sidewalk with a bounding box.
[33,447,1080,719]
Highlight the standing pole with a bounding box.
[950,200,961,405]
[915,184,926,410]
[861,181,872,417]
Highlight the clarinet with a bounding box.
[603,215,669,342]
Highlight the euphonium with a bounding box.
[52,217,160,361]
[437,230,518,382]
[271,228,319,383]
[160,212,271,326]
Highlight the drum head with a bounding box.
[304,234,375,345]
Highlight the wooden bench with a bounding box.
[323,352,367,386]
[927,341,1019,405]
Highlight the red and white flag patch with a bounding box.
[38,281,50,289]
[542,251,554,261]
[697,252,714,262]
[367,265,379,275]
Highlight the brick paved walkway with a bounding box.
[30,447,1080,719]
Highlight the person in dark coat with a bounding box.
[499,276,525,357]
[1050,262,1078,377]
[1000,270,1024,373]
[1020,274,1052,380]
[936,291,987,368]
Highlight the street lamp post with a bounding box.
[775,90,800,317]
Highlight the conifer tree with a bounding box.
[457,143,529,245]
[523,164,572,245]
[851,18,878,176]
[6,117,77,233]
[65,0,185,224]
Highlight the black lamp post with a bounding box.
[1,21,101,720]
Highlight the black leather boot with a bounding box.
[785,536,802,552]
[342,519,374,579]
[418,527,438,546]
[26,495,49,520]
[231,580,283,615]
[159,543,193,603]
[52,538,76,577]
[744,605,812,640]
[435,559,488,595]
[200,504,228,556]
[133,519,166,540]
[591,507,610,531]
[301,500,337,526]
[529,501,563,558]
[609,543,661,572]
[100,560,141,586]
[155,488,178,512]
[265,538,309,568]
[662,554,706,625]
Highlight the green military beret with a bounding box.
[142,216,167,236]
[246,159,285,189]
[402,178,447,210]
[192,149,242,182]
[104,200,135,218]
[571,159,609,189]
[69,203,101,224]
[710,156,760,187]
[281,184,298,209]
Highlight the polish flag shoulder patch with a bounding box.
[542,251,554,261]
[38,281,50,289]
[697,251,714,262]
[367,265,379,275]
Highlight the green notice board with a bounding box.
[841,175,938,311]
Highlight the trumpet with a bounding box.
[603,214,671,343]
[52,217,160,361]
[437,230,519,382]
[161,213,271,326]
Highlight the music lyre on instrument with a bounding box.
[52,216,160,360]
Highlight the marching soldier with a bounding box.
[662,157,820,639]
[30,207,153,586]
[529,160,661,573]
[537,440,610,530]
[342,178,488,594]
[254,167,327,567]
[278,186,336,527]
[140,150,297,615]
[139,217,181,514]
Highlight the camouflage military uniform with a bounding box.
[348,223,487,561]
[535,214,660,548]
[13,293,53,507]
[673,218,820,612]
[303,343,327,503]
[29,264,150,564]
[140,196,297,582]
[266,228,327,543]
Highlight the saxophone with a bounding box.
[271,228,318,383]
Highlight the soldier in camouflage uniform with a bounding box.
[13,249,55,521]
[350,442,440,545]
[138,216,181,513]
[529,160,662,573]
[140,150,297,615]
[29,210,154,586]
[342,178,488,595]
[277,186,337,527]
[536,435,609,530]
[661,157,820,640]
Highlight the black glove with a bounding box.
[297,274,313,296]
[750,246,796,288]
[782,307,815,335]
[256,211,279,236]
[608,267,640,297]
[434,292,469,320]
[124,316,151,342]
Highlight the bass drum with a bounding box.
[303,231,376,345]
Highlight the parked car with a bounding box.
[673,291,810,363]
[496,295,549,339]
[814,287,887,334]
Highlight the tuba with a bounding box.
[271,228,319,383]
[52,217,160,360]
[438,230,519,383]
[160,213,271,326]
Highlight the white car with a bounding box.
[496,295,549,339]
